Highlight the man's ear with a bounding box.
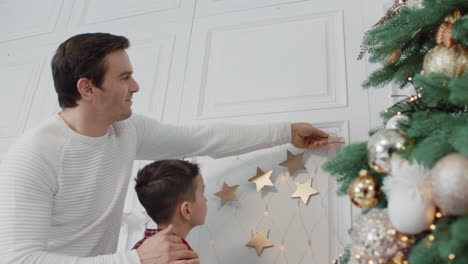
[180,201,191,221]
[77,78,94,101]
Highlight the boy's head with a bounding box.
[135,160,207,228]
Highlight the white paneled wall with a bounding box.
[1,0,395,263]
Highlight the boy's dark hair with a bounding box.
[135,160,200,224]
[51,33,130,109]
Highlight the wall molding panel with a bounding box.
[181,6,347,121]
[0,0,64,42]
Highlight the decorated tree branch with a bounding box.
[324,0,468,263]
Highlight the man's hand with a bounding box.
[137,225,200,264]
[291,122,329,149]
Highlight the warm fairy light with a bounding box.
[332,260,337,264]
[355,254,361,259]
[264,210,270,216]
[428,235,435,241]
[388,229,396,235]
[408,77,412,81]
[449,253,455,260]
[436,212,442,218]
[401,236,408,242]
[397,112,402,115]
[369,260,375,264]
[385,109,388,112]
[430,224,436,230]
[280,243,286,252]
[209,239,215,246]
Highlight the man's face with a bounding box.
[93,49,139,122]
[190,174,207,227]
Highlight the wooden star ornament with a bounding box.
[291,179,319,204]
[214,182,239,206]
[279,150,306,177]
[245,229,274,256]
[248,167,274,192]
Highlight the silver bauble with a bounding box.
[368,129,410,174]
[431,153,468,215]
[385,114,410,130]
[349,209,415,264]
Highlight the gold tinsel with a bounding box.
[436,10,462,48]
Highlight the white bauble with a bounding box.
[383,156,435,234]
[387,188,436,234]
[385,114,410,129]
[431,153,468,215]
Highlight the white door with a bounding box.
[1,0,395,263]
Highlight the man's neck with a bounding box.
[59,107,112,137]
[157,223,191,239]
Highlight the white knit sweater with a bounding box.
[0,114,290,264]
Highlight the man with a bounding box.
[0,33,328,264]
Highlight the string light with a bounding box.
[280,175,288,183]
[435,212,442,218]
[264,206,270,216]
[280,242,286,253]
[430,224,436,230]
[448,253,455,260]
[407,77,412,81]
[428,235,435,241]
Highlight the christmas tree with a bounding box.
[322,0,468,263]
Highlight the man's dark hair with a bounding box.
[135,160,200,224]
[51,33,129,108]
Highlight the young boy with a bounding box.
[132,160,207,251]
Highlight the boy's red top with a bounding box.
[132,228,193,251]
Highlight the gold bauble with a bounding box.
[422,44,468,77]
[382,48,402,66]
[348,170,381,209]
